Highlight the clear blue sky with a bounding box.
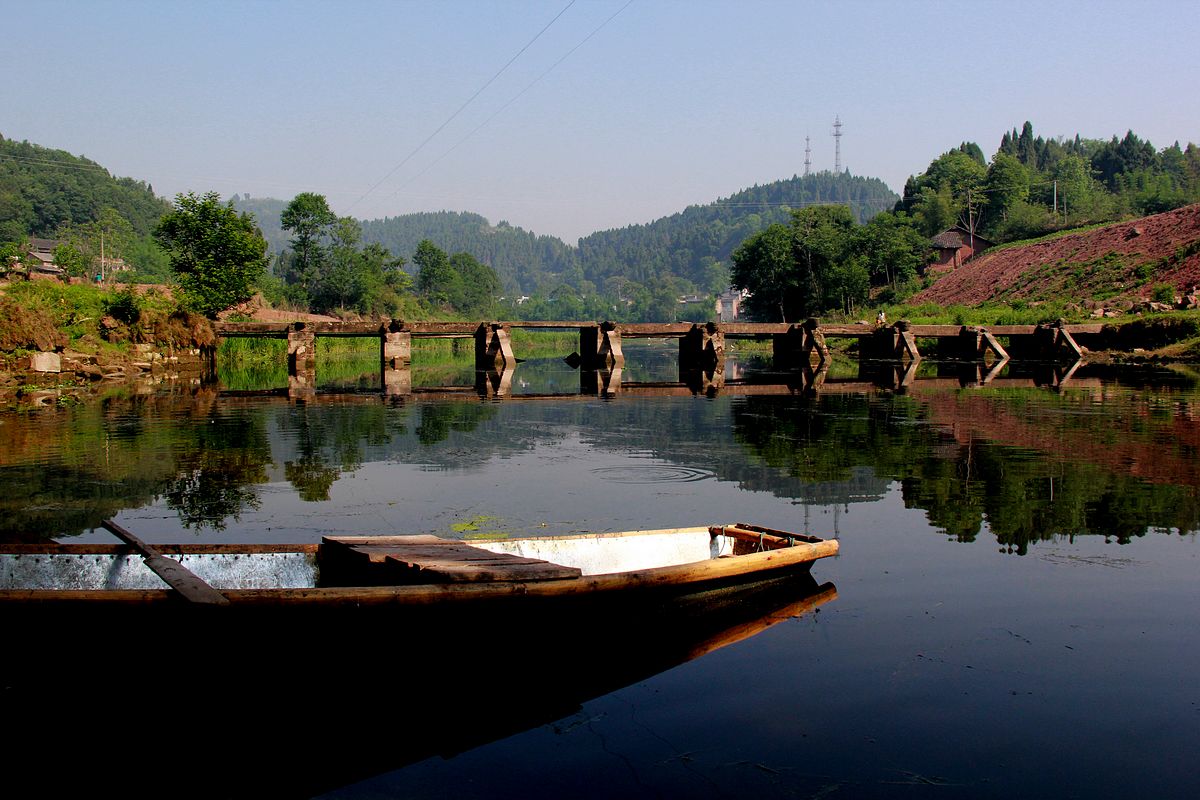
[3,0,1197,241]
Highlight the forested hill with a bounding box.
[576,172,897,293]
[229,195,289,253]
[359,211,577,295]
[0,135,169,242]
[238,173,897,296]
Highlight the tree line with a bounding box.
[898,121,1200,244]
[730,205,929,321]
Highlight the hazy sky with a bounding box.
[4,0,1197,241]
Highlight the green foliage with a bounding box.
[413,239,456,307]
[275,194,411,316]
[898,150,988,237]
[103,287,141,325]
[448,251,500,315]
[153,191,268,318]
[579,172,897,295]
[52,242,89,276]
[1152,283,1177,304]
[280,192,337,294]
[909,122,1200,246]
[0,137,170,240]
[732,206,925,321]
[855,211,930,288]
[412,239,500,315]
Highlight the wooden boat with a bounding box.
[0,522,837,608]
[2,523,838,797]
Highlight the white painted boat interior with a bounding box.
[469,528,734,577]
[0,529,742,590]
[0,552,318,591]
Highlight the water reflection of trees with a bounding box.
[163,413,271,528]
[2,378,1196,546]
[729,391,1200,553]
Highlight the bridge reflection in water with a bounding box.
[218,356,1088,403]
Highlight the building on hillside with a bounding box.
[98,256,130,278]
[715,288,748,322]
[928,226,993,273]
[15,239,68,281]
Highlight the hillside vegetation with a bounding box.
[912,204,1200,306]
[575,172,896,293]
[0,135,169,240]
[898,122,1200,245]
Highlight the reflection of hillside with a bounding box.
[915,388,1200,488]
[728,390,1200,550]
[0,390,274,541]
[2,374,1196,545]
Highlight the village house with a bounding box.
[10,238,68,280]
[928,226,993,273]
[715,288,748,322]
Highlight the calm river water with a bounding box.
[3,344,1197,798]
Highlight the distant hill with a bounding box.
[576,172,897,291]
[229,195,289,254]
[911,204,1200,305]
[359,211,577,295]
[1,132,900,299]
[236,173,896,296]
[0,135,169,241]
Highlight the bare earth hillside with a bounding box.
[912,204,1200,305]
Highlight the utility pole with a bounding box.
[1052,180,1058,217]
[832,116,843,174]
[966,188,975,254]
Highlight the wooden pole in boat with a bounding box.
[101,520,230,605]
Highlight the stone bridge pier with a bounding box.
[580,322,625,370]
[772,318,830,367]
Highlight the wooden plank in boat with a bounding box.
[319,535,581,584]
[384,553,581,583]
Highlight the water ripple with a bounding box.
[589,465,714,484]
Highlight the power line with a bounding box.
[346,0,578,213]
[384,0,635,203]
[0,153,112,173]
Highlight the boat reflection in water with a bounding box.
[5,567,835,798]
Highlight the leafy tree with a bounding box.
[1016,121,1037,166]
[153,192,268,318]
[448,251,500,315]
[731,223,795,322]
[984,152,1029,222]
[1051,154,1094,218]
[413,239,458,308]
[52,242,90,276]
[855,211,930,288]
[732,205,868,321]
[280,192,336,294]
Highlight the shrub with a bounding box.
[1151,283,1176,305]
[103,288,141,325]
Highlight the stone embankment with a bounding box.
[1,343,213,408]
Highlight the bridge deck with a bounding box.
[214,320,1106,339]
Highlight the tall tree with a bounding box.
[731,223,795,322]
[153,192,268,318]
[984,153,1030,221]
[280,192,336,294]
[413,239,459,308]
[448,251,500,315]
[855,211,930,288]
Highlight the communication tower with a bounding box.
[804,135,812,177]
[832,116,843,174]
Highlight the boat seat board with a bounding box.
[319,536,582,585]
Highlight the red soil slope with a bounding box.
[912,204,1200,305]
